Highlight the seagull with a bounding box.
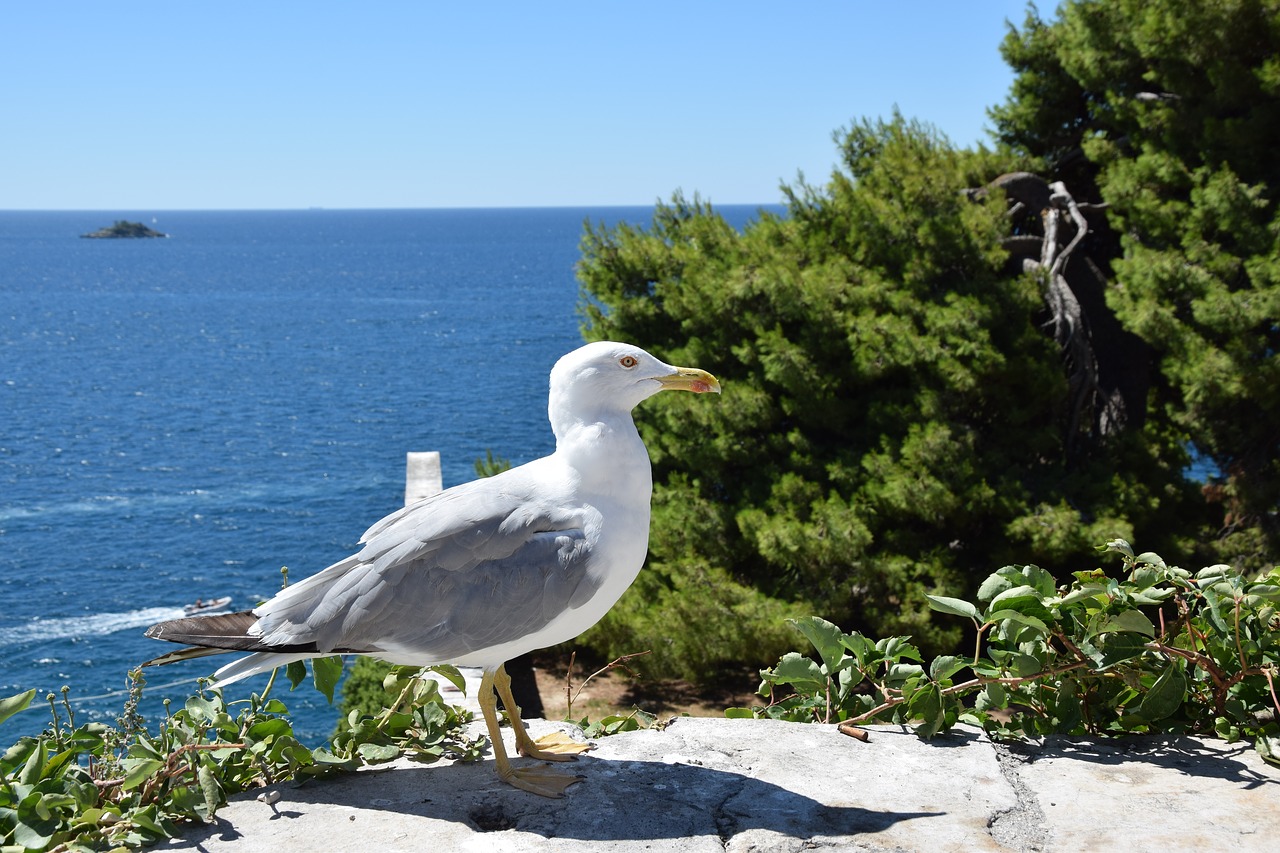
[143,341,720,797]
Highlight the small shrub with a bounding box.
[733,540,1279,765]
[0,662,481,851]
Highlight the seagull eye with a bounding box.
[619,356,638,368]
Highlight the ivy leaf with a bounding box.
[926,595,980,620]
[1139,665,1186,721]
[121,757,165,791]
[984,609,1050,635]
[0,689,35,727]
[1093,610,1155,638]
[357,742,401,762]
[185,695,219,723]
[285,660,308,691]
[1101,539,1134,557]
[13,791,59,849]
[929,655,966,681]
[789,616,850,674]
[312,656,345,704]
[427,664,467,694]
[987,585,1052,620]
[908,682,946,739]
[767,652,824,692]
[977,573,1014,602]
[197,763,222,817]
[1018,564,1057,597]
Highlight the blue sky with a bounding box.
[3,2,1036,210]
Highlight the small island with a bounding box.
[80,220,168,239]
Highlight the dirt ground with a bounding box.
[530,652,763,722]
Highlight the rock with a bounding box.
[156,717,1279,852]
[80,220,168,238]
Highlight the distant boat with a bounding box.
[183,596,232,615]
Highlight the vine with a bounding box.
[732,540,1279,764]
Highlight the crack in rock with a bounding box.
[987,743,1049,852]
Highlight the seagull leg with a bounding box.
[479,668,584,798]
[492,663,594,760]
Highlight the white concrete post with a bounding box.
[404,451,443,506]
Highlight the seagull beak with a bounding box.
[656,366,721,394]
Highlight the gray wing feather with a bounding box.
[250,471,604,660]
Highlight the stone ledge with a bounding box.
[160,717,1277,853]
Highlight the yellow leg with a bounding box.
[492,664,594,761]
[479,667,584,798]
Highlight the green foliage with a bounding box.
[473,450,512,479]
[575,119,1198,674]
[1,662,480,851]
[735,542,1280,765]
[567,708,658,739]
[993,0,1280,563]
[575,0,1279,682]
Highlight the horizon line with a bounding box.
[1,201,786,214]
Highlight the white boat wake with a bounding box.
[2,606,186,647]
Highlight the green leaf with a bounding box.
[1129,588,1173,605]
[247,717,292,742]
[197,763,221,816]
[285,660,308,691]
[875,636,923,662]
[1256,733,1279,767]
[908,683,946,739]
[885,663,926,686]
[984,609,1050,634]
[977,572,1014,602]
[0,689,36,727]
[1057,584,1108,607]
[975,682,1008,711]
[128,804,170,838]
[357,742,401,762]
[724,707,757,719]
[185,695,219,723]
[14,792,59,848]
[789,616,850,673]
[838,631,874,665]
[1095,632,1148,668]
[926,595,980,620]
[1018,564,1057,597]
[19,738,46,785]
[929,655,966,681]
[986,585,1053,622]
[768,652,824,690]
[1093,610,1155,638]
[427,664,467,694]
[121,757,164,791]
[1101,539,1134,557]
[312,656,345,704]
[1134,552,1167,569]
[1138,665,1186,722]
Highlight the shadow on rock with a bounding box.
[1004,734,1278,790]
[241,754,943,844]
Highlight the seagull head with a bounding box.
[548,341,720,433]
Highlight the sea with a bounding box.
[0,205,777,744]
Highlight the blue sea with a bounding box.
[0,206,775,743]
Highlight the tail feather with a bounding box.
[139,644,232,669]
[143,609,367,685]
[212,651,317,685]
[145,610,265,651]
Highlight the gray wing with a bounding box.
[250,468,605,659]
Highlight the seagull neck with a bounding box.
[552,412,648,479]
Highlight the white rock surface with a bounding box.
[160,717,1277,853]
